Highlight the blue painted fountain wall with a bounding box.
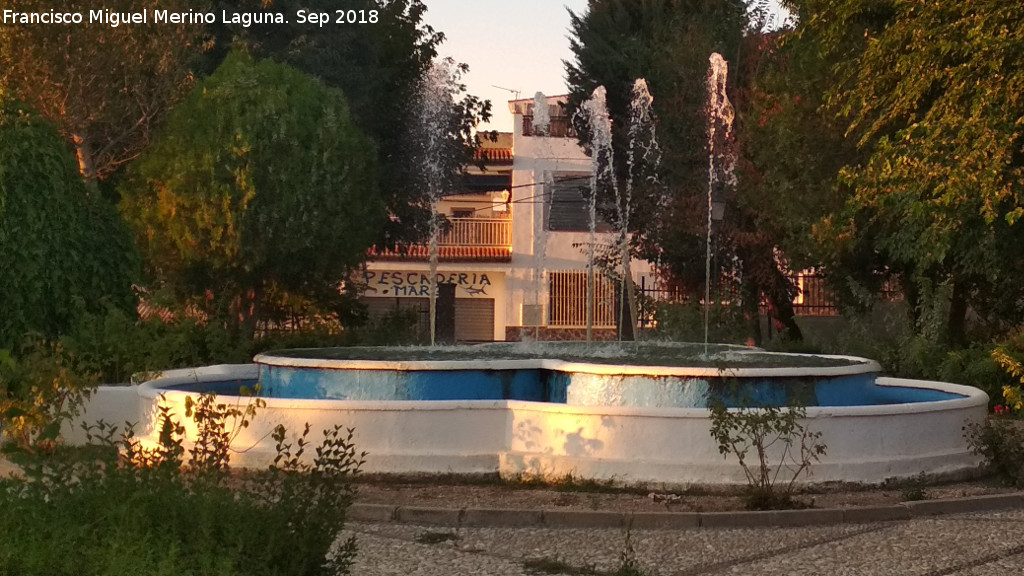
[199,365,967,407]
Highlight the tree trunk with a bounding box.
[740,260,762,346]
[947,278,968,346]
[72,133,98,190]
[903,272,921,329]
[238,283,263,341]
[769,266,803,341]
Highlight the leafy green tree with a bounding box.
[566,0,811,343]
[787,0,1024,342]
[0,0,211,186]
[119,51,382,336]
[0,101,137,347]
[226,0,491,246]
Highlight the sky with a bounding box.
[422,0,590,133]
[422,1,791,133]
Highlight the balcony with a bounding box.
[522,115,576,138]
[368,217,512,262]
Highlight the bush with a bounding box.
[653,301,750,345]
[62,302,253,384]
[0,102,136,347]
[964,417,1024,487]
[708,397,826,510]
[0,338,97,454]
[0,393,363,575]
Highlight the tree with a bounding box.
[788,0,1024,341]
[225,0,491,246]
[0,101,137,347]
[566,0,807,343]
[0,0,211,186]
[119,51,382,336]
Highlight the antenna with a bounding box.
[491,85,521,102]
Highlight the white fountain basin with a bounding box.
[95,356,990,487]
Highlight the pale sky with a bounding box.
[422,0,590,133]
[422,1,791,133]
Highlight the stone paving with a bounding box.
[342,509,1024,575]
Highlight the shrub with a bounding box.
[964,417,1024,487]
[0,102,136,348]
[708,398,826,509]
[0,338,97,454]
[653,301,750,344]
[62,302,253,384]
[0,393,363,575]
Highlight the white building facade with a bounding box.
[361,96,654,342]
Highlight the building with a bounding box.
[361,96,654,342]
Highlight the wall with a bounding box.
[509,109,655,330]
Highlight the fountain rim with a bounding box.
[251,350,882,379]
[135,365,987,417]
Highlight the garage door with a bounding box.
[455,298,494,342]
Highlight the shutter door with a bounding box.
[455,298,494,342]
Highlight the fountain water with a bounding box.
[581,87,615,342]
[704,53,737,353]
[530,92,551,339]
[621,79,662,339]
[414,60,463,345]
[577,80,663,342]
[531,91,550,136]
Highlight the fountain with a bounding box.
[99,55,989,488]
[125,340,988,487]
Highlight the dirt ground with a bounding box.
[353,475,1019,513]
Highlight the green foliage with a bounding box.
[653,302,750,344]
[61,302,252,384]
[897,472,929,502]
[120,51,382,334]
[0,102,137,346]
[964,417,1024,488]
[991,333,1024,413]
[61,301,427,384]
[565,0,748,262]
[0,0,210,183]
[790,0,1024,337]
[233,0,490,245]
[708,397,826,509]
[799,305,1012,407]
[566,1,808,344]
[0,394,363,575]
[0,339,97,454]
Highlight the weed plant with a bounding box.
[708,397,826,510]
[0,393,364,576]
[964,416,1024,487]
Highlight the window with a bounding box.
[545,176,613,232]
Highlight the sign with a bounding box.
[363,270,493,297]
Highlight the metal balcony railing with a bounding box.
[439,217,511,248]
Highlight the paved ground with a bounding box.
[343,509,1024,575]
